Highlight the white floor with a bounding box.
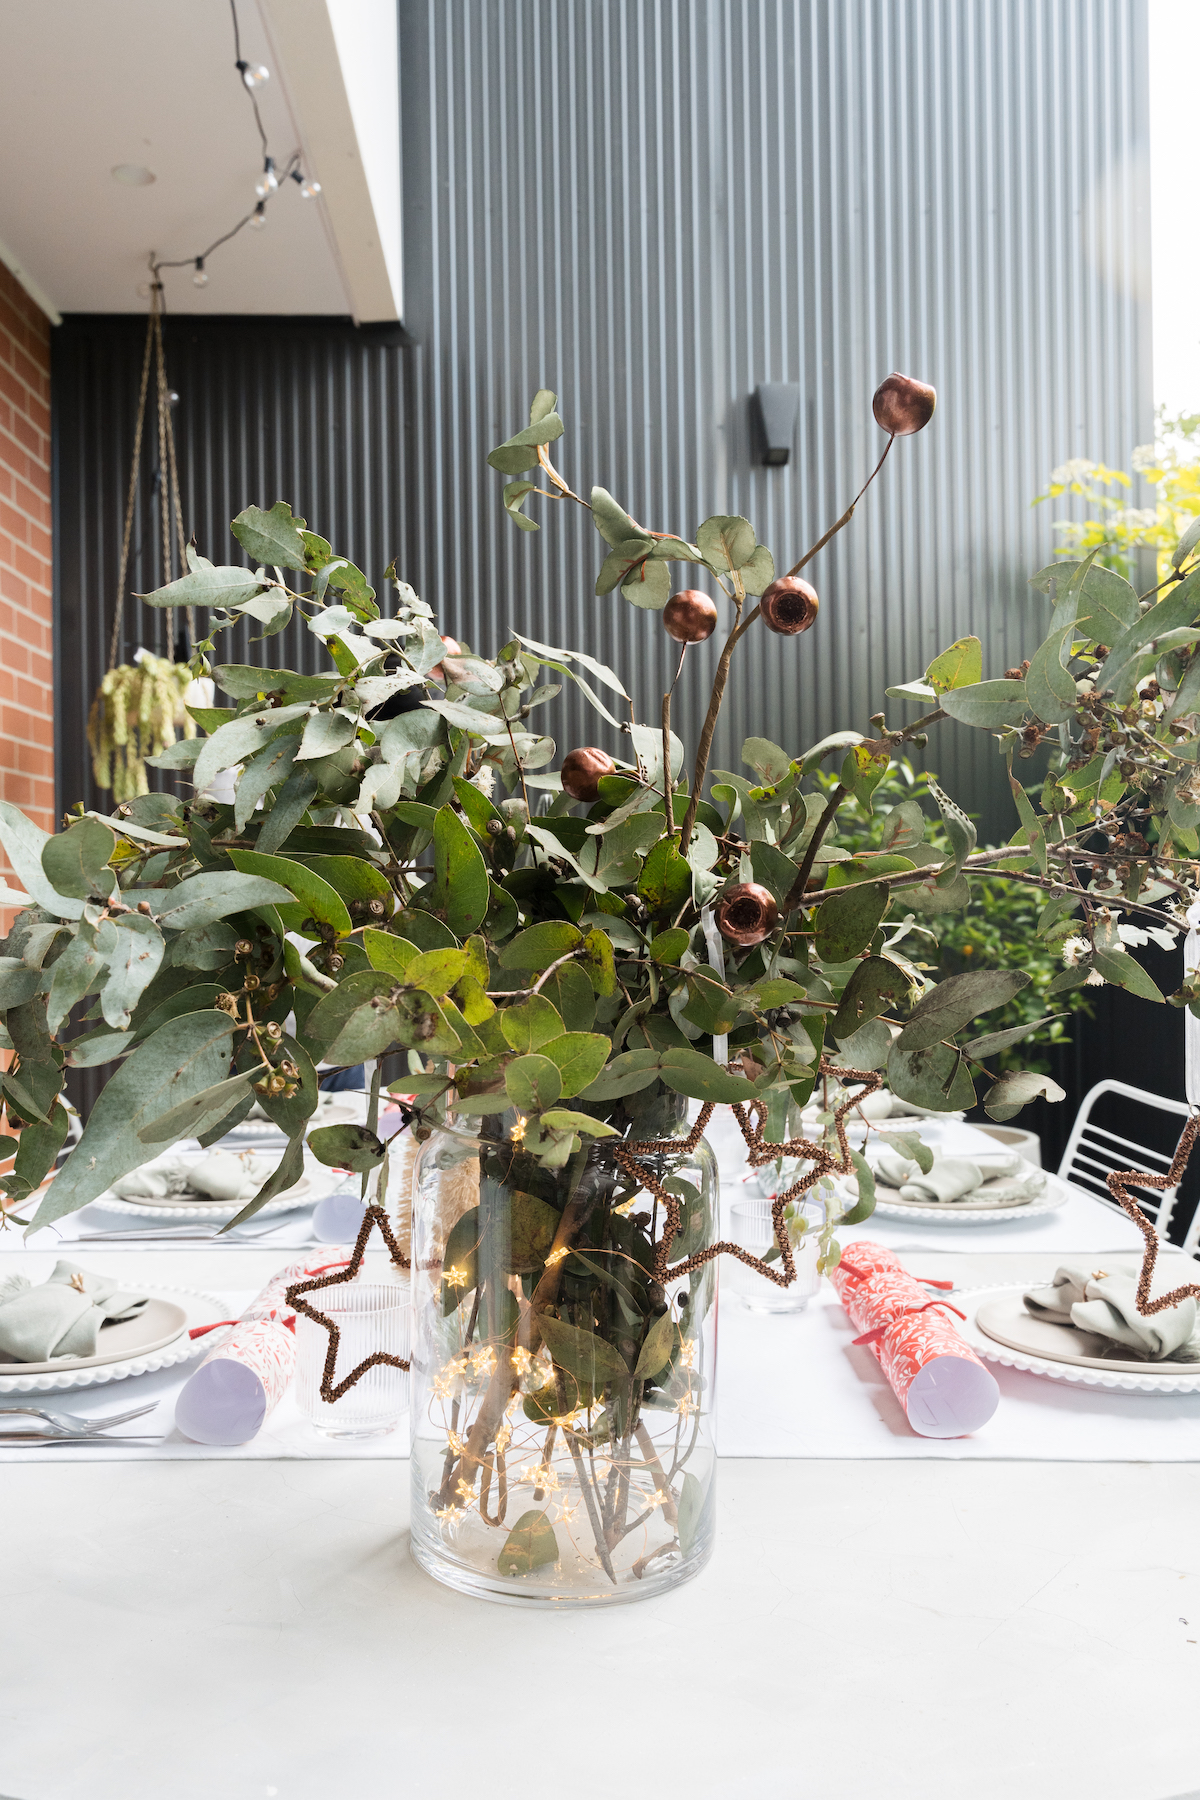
[3,1457,1198,1800]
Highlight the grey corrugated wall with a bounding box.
[53,0,1151,848]
[399,0,1153,839]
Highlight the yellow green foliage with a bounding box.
[87,654,196,801]
[1034,410,1200,584]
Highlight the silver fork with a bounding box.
[0,1403,157,1433]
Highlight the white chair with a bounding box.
[1057,1079,1200,1254]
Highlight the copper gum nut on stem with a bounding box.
[759,577,819,636]
[663,589,718,644]
[560,746,616,803]
[871,372,936,436]
[715,882,779,947]
[430,635,462,683]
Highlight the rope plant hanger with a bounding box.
[87,283,198,802]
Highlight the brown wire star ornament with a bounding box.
[1106,1112,1200,1316]
[285,1203,411,1402]
[614,1056,882,1289]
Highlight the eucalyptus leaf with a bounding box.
[895,969,1031,1052]
[230,501,309,571]
[28,1011,236,1228]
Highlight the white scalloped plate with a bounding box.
[87,1147,321,1222]
[957,1284,1200,1394]
[869,1184,1068,1224]
[830,1168,1068,1224]
[0,1285,227,1394]
[89,1176,315,1224]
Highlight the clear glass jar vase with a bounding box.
[406,1096,719,1606]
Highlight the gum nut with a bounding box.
[872,372,936,436]
[430,634,462,682]
[663,589,718,643]
[560,746,616,803]
[760,576,819,636]
[715,882,780,947]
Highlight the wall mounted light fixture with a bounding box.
[754,383,800,466]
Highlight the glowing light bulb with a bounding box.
[192,258,208,288]
[300,177,321,199]
[249,201,266,231]
[255,157,278,199]
[238,60,269,89]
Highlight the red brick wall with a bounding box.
[0,261,53,859]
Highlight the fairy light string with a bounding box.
[150,0,320,293]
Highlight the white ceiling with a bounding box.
[0,0,400,319]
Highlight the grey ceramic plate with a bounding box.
[974,1289,1197,1376]
[0,1296,189,1376]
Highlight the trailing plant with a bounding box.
[87,653,196,801]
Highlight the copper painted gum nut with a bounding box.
[430,635,461,683]
[872,372,936,436]
[759,576,819,636]
[561,746,616,803]
[663,589,718,644]
[715,882,779,947]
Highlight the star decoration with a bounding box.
[285,1203,411,1403]
[1106,1113,1200,1317]
[613,1056,882,1289]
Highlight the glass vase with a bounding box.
[406,1098,719,1606]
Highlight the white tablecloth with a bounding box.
[6,1246,1200,1463]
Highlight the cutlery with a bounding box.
[74,1221,307,1244]
[0,1431,164,1446]
[0,1404,157,1433]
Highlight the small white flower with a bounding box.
[1050,458,1098,484]
[1061,936,1090,967]
[1084,969,1106,987]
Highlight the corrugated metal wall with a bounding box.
[54,0,1151,844]
[400,0,1153,841]
[50,0,1163,1159]
[52,315,423,812]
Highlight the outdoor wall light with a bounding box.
[754,383,800,466]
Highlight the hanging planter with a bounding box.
[90,285,195,799]
[87,651,197,802]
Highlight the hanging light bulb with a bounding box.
[192,258,208,288]
[237,59,270,89]
[255,156,278,199]
[249,201,267,230]
[291,168,322,199]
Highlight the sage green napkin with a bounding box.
[0,1262,149,1363]
[1024,1264,1200,1362]
[875,1148,1045,1207]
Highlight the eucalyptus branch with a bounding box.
[783,784,847,909]
[878,859,1182,929]
[678,598,744,853]
[785,435,895,579]
[488,947,583,1000]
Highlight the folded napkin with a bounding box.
[875,1148,1046,1207]
[1024,1265,1200,1362]
[109,1149,282,1205]
[0,1261,149,1363]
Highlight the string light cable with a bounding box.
[150,0,321,290]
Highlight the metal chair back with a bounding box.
[1057,1079,1194,1244]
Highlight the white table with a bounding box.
[3,1456,1199,1800]
[5,1125,1200,1800]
